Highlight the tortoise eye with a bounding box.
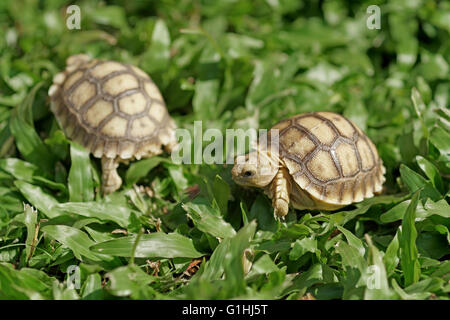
[243,170,255,177]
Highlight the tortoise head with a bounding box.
[232,151,278,188]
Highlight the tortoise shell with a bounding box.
[48,54,176,160]
[270,112,385,206]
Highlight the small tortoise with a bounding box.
[232,112,385,218]
[48,54,177,194]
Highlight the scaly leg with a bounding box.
[101,157,122,194]
[270,167,291,218]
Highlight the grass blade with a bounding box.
[68,143,94,202]
[90,232,204,258]
[400,191,421,287]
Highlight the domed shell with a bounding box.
[48,55,176,160]
[272,112,385,206]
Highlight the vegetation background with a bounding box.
[0,0,449,300]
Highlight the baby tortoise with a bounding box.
[232,112,385,218]
[48,54,177,194]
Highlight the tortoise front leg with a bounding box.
[270,167,291,218]
[101,157,122,194]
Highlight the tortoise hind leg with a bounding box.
[101,157,122,194]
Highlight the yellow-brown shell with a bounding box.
[48,54,176,160]
[272,112,385,207]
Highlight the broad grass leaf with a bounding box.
[281,264,323,298]
[81,273,103,300]
[429,126,450,154]
[0,264,52,299]
[141,19,171,73]
[0,158,37,182]
[336,225,366,256]
[84,226,116,243]
[247,254,279,277]
[0,125,13,158]
[248,195,277,232]
[417,232,450,259]
[212,175,230,215]
[10,112,54,175]
[85,5,129,29]
[23,204,37,262]
[383,230,400,276]
[364,234,397,300]
[222,220,257,297]
[90,232,203,258]
[9,83,55,174]
[240,201,249,226]
[289,236,317,260]
[430,260,450,279]
[328,194,408,226]
[400,191,421,287]
[405,276,444,295]
[279,223,313,240]
[54,202,141,228]
[276,20,348,50]
[416,156,445,194]
[41,225,109,262]
[192,43,221,119]
[196,237,231,281]
[0,158,67,194]
[183,202,236,239]
[380,200,412,223]
[411,87,428,138]
[335,240,367,299]
[392,276,443,299]
[14,181,62,219]
[125,157,163,186]
[398,131,419,164]
[68,143,94,202]
[391,278,429,300]
[105,265,156,298]
[381,198,449,222]
[422,199,450,218]
[166,164,188,192]
[399,164,441,200]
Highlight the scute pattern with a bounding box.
[53,58,174,159]
[274,112,385,205]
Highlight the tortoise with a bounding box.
[232,112,385,218]
[48,54,177,194]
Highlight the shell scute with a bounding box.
[101,116,128,137]
[84,100,113,127]
[356,138,374,171]
[297,116,336,145]
[69,80,96,109]
[316,112,356,139]
[91,61,127,78]
[64,71,84,91]
[130,117,156,138]
[148,103,167,122]
[306,150,340,182]
[335,142,358,177]
[119,92,147,115]
[103,74,139,96]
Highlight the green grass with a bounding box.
[0,0,449,300]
